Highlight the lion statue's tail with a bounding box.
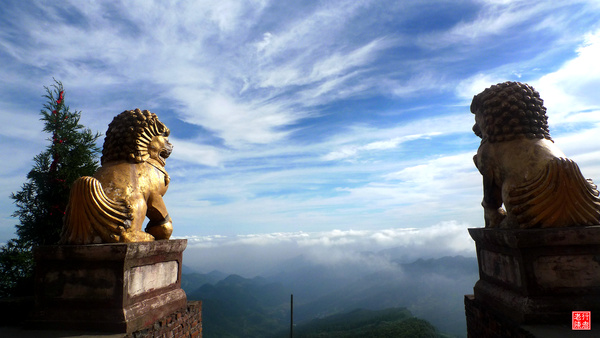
[509,158,600,228]
[61,176,133,244]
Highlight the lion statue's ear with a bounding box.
[133,112,170,163]
[133,127,155,162]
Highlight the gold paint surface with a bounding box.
[61,109,173,244]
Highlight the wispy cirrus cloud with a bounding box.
[2,0,600,255]
[171,89,302,147]
[322,132,441,161]
[419,1,595,49]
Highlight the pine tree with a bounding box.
[0,80,101,297]
[0,239,35,297]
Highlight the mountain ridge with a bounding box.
[183,255,476,337]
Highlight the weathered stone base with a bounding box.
[465,294,535,338]
[465,295,597,338]
[30,240,188,333]
[468,226,600,324]
[473,279,600,324]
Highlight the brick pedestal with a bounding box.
[128,301,202,338]
[31,240,188,333]
[0,300,202,337]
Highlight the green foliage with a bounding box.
[0,239,34,297]
[183,270,456,338]
[294,308,443,338]
[187,274,290,337]
[290,256,477,336]
[180,270,227,295]
[12,80,101,246]
[0,80,101,298]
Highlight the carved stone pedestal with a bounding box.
[30,239,188,334]
[468,226,600,325]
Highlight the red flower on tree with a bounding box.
[56,91,64,105]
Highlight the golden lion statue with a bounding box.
[61,109,173,244]
[471,81,600,228]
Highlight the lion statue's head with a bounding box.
[101,108,172,166]
[470,81,552,143]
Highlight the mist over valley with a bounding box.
[182,232,478,337]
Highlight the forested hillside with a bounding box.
[290,308,451,338]
[183,255,475,337]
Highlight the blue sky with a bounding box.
[2,1,600,274]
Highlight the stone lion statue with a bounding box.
[61,109,174,244]
[471,81,600,228]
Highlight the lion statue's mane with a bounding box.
[471,81,551,143]
[101,109,170,164]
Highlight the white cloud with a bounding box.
[169,137,224,167]
[456,27,600,126]
[553,125,600,181]
[0,103,45,142]
[182,221,475,276]
[386,72,449,97]
[444,3,529,40]
[322,146,359,161]
[418,1,578,49]
[534,29,600,124]
[384,152,476,184]
[171,89,301,147]
[164,142,483,240]
[252,0,371,61]
[455,73,507,102]
[2,0,600,254]
[308,38,390,83]
[321,114,469,162]
[0,1,301,149]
